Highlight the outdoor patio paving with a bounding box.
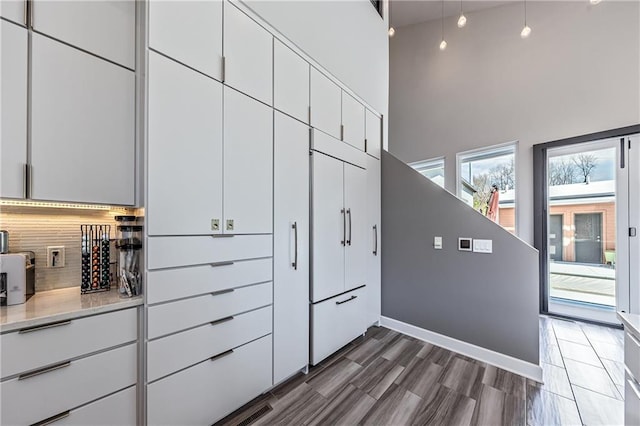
[550,262,615,307]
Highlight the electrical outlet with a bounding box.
[47,246,65,268]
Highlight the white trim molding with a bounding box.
[380,316,544,383]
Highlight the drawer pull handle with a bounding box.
[32,410,71,426]
[336,295,357,305]
[19,320,72,334]
[628,378,640,400]
[19,361,71,381]
[628,332,640,347]
[211,234,235,238]
[211,288,234,297]
[210,261,234,268]
[210,349,234,362]
[210,316,234,326]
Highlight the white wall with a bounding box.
[389,0,640,243]
[241,0,389,118]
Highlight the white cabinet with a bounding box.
[366,156,381,326]
[149,0,223,80]
[624,326,640,426]
[341,91,365,151]
[30,34,135,205]
[32,0,135,69]
[311,151,368,303]
[147,51,223,236]
[148,334,273,426]
[311,286,367,365]
[54,386,137,426]
[0,0,26,26]
[1,20,28,199]
[365,109,381,159]
[224,2,272,105]
[274,40,309,124]
[312,151,346,302]
[224,87,273,234]
[273,111,309,384]
[344,163,367,292]
[310,67,341,140]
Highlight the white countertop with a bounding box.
[618,311,640,337]
[1,287,143,333]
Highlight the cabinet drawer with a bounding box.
[148,282,272,339]
[1,343,136,426]
[311,287,367,365]
[148,235,272,270]
[625,331,640,381]
[147,258,272,305]
[1,307,137,379]
[52,385,137,426]
[626,373,640,426]
[148,306,272,382]
[148,334,272,425]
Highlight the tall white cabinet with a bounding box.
[310,130,369,365]
[273,112,310,385]
[366,155,382,326]
[147,51,223,236]
[0,20,28,199]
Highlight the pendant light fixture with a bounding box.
[520,0,531,38]
[457,0,467,28]
[388,0,396,37]
[439,0,447,50]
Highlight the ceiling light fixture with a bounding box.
[388,0,395,37]
[590,0,602,4]
[521,0,531,38]
[457,0,467,28]
[440,0,447,50]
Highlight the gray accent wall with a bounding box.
[382,151,539,364]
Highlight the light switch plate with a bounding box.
[434,236,443,249]
[47,246,65,268]
[473,239,493,253]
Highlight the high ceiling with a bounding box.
[390,0,512,28]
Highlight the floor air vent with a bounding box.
[235,404,272,426]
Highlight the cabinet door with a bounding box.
[149,0,223,81]
[344,163,367,292]
[366,156,381,326]
[223,87,272,234]
[32,0,135,69]
[341,92,365,151]
[224,3,272,105]
[1,21,28,199]
[147,51,223,236]
[0,0,26,26]
[311,152,345,302]
[365,109,381,159]
[273,112,309,385]
[310,68,341,140]
[31,34,135,205]
[274,40,309,124]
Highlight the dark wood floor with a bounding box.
[217,317,625,426]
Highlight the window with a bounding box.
[410,157,445,188]
[456,143,517,234]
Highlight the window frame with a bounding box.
[409,157,446,188]
[455,141,519,235]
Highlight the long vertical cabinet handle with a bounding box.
[29,0,33,28]
[291,222,298,270]
[341,209,346,246]
[346,209,352,246]
[23,164,28,199]
[620,138,626,168]
[23,0,28,26]
[373,225,378,255]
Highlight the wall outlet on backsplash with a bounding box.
[47,246,66,268]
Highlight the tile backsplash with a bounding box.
[0,205,137,292]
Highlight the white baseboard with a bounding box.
[380,316,544,383]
